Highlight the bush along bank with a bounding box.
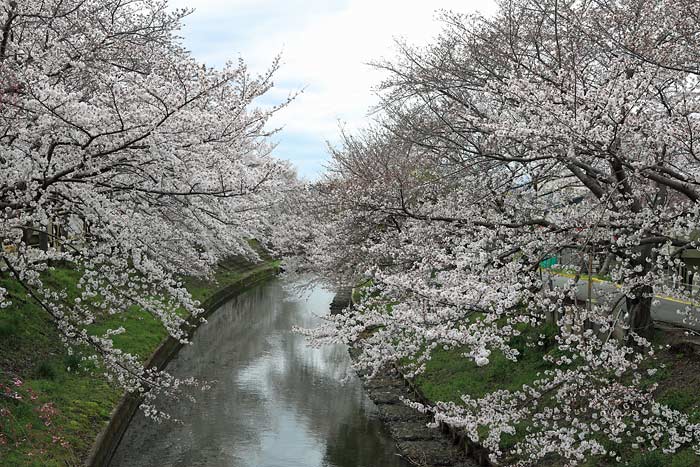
[343,288,700,467]
[409,325,700,467]
[0,257,278,467]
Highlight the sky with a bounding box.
[169,0,498,179]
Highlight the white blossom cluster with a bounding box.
[0,0,294,416]
[279,0,700,464]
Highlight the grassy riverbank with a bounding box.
[349,281,700,465]
[0,257,277,466]
[411,326,700,467]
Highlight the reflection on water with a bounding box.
[111,279,407,467]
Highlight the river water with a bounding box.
[111,279,408,467]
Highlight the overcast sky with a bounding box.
[170,0,497,179]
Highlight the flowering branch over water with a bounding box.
[0,0,294,417]
[279,0,700,464]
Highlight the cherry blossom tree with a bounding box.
[282,0,700,464]
[0,0,293,418]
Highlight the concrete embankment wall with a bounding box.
[85,265,278,467]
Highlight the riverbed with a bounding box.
[110,279,408,467]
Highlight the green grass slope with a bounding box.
[0,257,276,466]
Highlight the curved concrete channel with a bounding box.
[110,278,409,467]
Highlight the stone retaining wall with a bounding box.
[337,289,491,467]
[353,357,475,467]
[401,376,493,466]
[85,265,278,467]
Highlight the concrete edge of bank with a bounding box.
[85,264,278,467]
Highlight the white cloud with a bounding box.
[170,0,497,177]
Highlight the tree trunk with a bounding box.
[21,227,32,246]
[38,230,48,251]
[626,285,654,340]
[599,253,613,276]
[679,263,688,288]
[627,245,655,340]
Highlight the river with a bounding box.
[110,278,408,467]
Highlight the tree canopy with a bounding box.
[278,0,700,464]
[0,0,293,418]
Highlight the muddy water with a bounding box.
[111,279,407,467]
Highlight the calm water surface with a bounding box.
[111,279,407,467]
